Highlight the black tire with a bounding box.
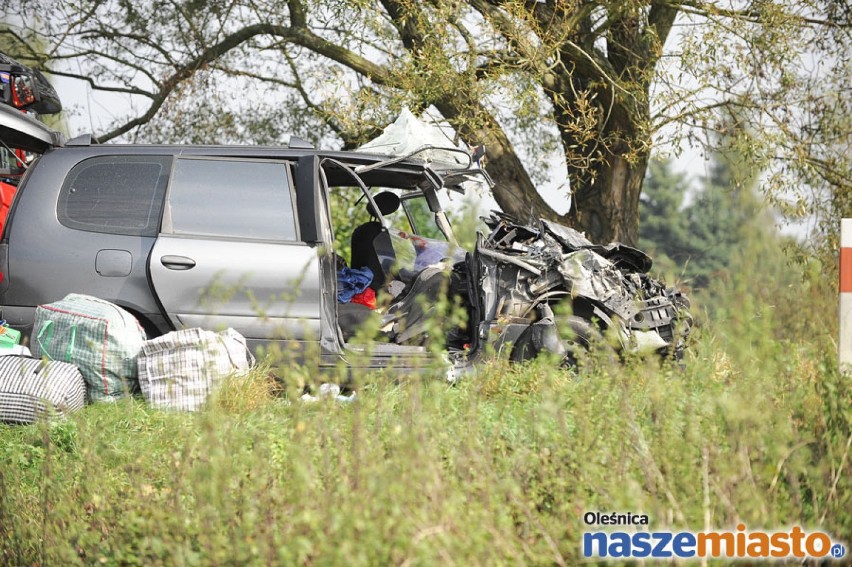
[510,314,599,367]
[559,315,598,368]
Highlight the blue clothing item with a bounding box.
[414,240,449,271]
[337,266,374,303]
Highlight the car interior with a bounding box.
[320,158,466,348]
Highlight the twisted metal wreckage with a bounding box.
[348,110,693,370]
[472,212,692,364]
[377,210,693,369]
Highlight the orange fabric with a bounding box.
[351,288,376,310]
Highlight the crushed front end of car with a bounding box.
[465,212,692,367]
[343,109,691,373]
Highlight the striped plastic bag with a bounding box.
[31,294,146,402]
[0,356,86,424]
[138,328,254,411]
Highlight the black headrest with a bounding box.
[367,191,400,218]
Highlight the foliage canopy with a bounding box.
[1,0,849,245]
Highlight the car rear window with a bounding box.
[166,158,298,241]
[57,155,171,236]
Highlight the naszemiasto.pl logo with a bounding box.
[582,511,847,561]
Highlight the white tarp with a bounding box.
[357,108,469,170]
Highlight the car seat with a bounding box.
[350,191,400,290]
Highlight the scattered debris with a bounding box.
[300,383,357,404]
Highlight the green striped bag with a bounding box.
[31,294,146,402]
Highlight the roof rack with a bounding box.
[288,136,314,149]
[66,133,97,146]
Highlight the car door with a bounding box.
[148,156,321,344]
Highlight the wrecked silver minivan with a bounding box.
[343,111,692,371]
[0,94,690,378]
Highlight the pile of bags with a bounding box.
[0,293,254,424]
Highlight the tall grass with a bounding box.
[0,259,849,565]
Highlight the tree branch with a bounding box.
[95,20,394,140]
[49,69,155,97]
[288,0,307,27]
[671,0,852,29]
[49,48,162,85]
[647,1,680,56]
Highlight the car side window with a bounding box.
[167,158,298,241]
[57,155,171,236]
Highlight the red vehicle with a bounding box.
[0,52,62,235]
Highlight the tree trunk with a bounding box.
[567,153,648,245]
[434,99,561,223]
[475,132,648,246]
[479,129,563,224]
[439,71,651,246]
[439,98,648,246]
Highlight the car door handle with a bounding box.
[160,255,196,270]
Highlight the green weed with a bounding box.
[0,254,849,565]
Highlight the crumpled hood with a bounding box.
[474,212,692,360]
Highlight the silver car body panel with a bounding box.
[149,235,321,339]
[1,148,162,325]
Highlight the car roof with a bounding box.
[1,111,462,190]
[53,142,442,190]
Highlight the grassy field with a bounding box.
[1,265,849,565]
